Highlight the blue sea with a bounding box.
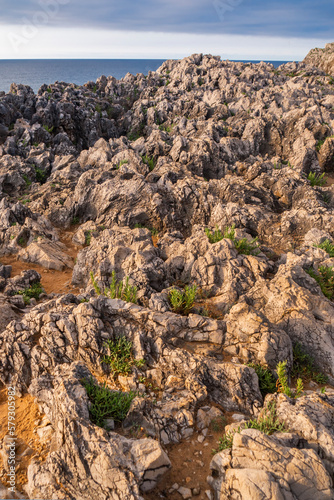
[0,59,290,94]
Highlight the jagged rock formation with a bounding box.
[0,50,334,499]
[304,42,334,75]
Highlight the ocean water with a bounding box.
[0,59,290,94]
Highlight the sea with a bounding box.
[0,59,290,94]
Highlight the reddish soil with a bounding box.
[0,229,82,295]
[0,385,50,494]
[144,410,234,500]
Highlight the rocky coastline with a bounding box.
[0,46,334,499]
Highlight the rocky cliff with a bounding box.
[0,51,334,500]
[303,42,334,75]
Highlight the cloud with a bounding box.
[0,0,333,39]
[0,24,329,61]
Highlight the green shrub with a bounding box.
[71,216,80,225]
[22,175,32,186]
[247,364,277,397]
[17,282,44,305]
[90,271,138,304]
[82,377,135,427]
[314,239,334,257]
[316,139,325,152]
[276,361,304,398]
[141,154,156,171]
[169,285,197,315]
[308,172,327,186]
[306,266,334,300]
[243,401,286,433]
[35,166,47,183]
[292,342,328,384]
[85,230,92,246]
[205,225,260,255]
[43,125,54,134]
[102,336,144,378]
[216,431,235,451]
[215,401,285,452]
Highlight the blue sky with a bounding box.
[0,0,332,59]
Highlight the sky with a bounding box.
[0,0,333,60]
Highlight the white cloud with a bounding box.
[0,25,328,60]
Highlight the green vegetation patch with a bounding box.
[205,225,260,255]
[91,271,138,304]
[169,285,197,315]
[17,282,44,305]
[308,172,327,187]
[306,266,334,301]
[292,342,328,384]
[247,364,277,397]
[102,336,145,378]
[82,377,135,427]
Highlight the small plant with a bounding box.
[276,361,293,397]
[43,125,54,134]
[276,361,304,398]
[82,377,135,427]
[214,401,285,453]
[35,166,47,183]
[205,225,224,243]
[323,193,331,204]
[292,342,328,384]
[90,271,138,304]
[169,285,197,315]
[308,172,327,187]
[314,239,334,257]
[247,364,277,397]
[306,266,334,301]
[216,431,235,451]
[46,87,52,94]
[17,282,44,305]
[102,336,144,378]
[18,237,26,246]
[134,223,158,235]
[22,175,32,187]
[210,416,227,433]
[141,154,156,171]
[116,159,129,169]
[95,104,102,114]
[71,216,80,225]
[316,139,325,152]
[243,401,286,433]
[85,230,92,246]
[205,225,260,255]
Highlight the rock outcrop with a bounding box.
[303,42,334,75]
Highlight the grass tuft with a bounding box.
[205,225,260,255]
[169,285,197,315]
[308,172,327,187]
[90,271,138,304]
